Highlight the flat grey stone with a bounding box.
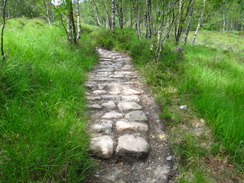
[109,75,125,79]
[116,134,149,159]
[88,104,102,109]
[118,102,142,112]
[109,91,121,95]
[122,95,140,102]
[125,111,148,121]
[102,95,121,101]
[87,96,101,101]
[93,90,107,95]
[101,101,116,109]
[114,71,134,75]
[105,83,123,91]
[90,77,118,82]
[90,136,114,159]
[116,121,148,133]
[102,111,123,119]
[94,72,112,76]
[96,68,115,72]
[122,89,141,96]
[91,120,113,134]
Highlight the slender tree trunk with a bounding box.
[76,0,81,39]
[144,0,152,38]
[132,0,141,40]
[130,4,133,28]
[191,0,206,47]
[117,0,124,29]
[1,0,8,60]
[111,0,115,30]
[89,0,102,27]
[223,13,226,31]
[183,5,194,45]
[175,0,183,45]
[43,0,52,27]
[102,0,111,29]
[66,0,77,44]
[67,17,72,41]
[155,1,176,62]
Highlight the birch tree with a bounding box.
[132,0,142,40]
[144,0,152,38]
[191,0,206,47]
[88,0,102,27]
[1,0,8,60]
[76,0,81,39]
[111,0,115,30]
[101,0,111,29]
[174,0,195,45]
[116,0,124,29]
[155,0,177,62]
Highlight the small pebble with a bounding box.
[180,105,187,109]
[166,155,173,161]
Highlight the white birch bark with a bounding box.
[76,0,81,39]
[191,0,206,47]
[43,0,52,27]
[111,0,115,30]
[1,0,8,60]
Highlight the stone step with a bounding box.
[116,120,148,134]
[125,111,148,121]
[118,102,142,112]
[90,136,114,159]
[96,68,115,72]
[116,134,149,159]
[90,77,119,82]
[101,111,123,119]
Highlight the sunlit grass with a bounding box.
[181,44,244,166]
[0,17,97,182]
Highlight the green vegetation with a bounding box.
[95,29,244,181]
[0,18,97,182]
[1,0,243,182]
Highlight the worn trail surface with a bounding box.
[85,48,175,183]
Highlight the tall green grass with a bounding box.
[0,18,97,182]
[181,44,244,166]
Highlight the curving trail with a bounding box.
[85,48,175,183]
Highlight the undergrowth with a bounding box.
[0,17,97,182]
[95,29,244,182]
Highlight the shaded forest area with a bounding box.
[0,0,243,182]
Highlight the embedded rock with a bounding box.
[91,120,113,134]
[90,136,114,159]
[121,95,140,102]
[88,104,102,109]
[102,111,123,119]
[122,89,141,96]
[116,134,149,159]
[125,111,148,121]
[101,101,116,109]
[93,90,107,95]
[116,121,148,133]
[118,102,142,112]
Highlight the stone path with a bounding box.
[85,48,175,183]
